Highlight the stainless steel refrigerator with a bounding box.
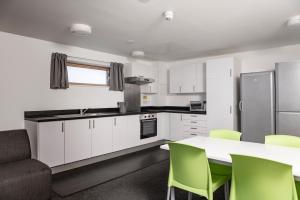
[240,71,275,143]
[276,61,300,136]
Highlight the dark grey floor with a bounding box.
[51,160,225,200]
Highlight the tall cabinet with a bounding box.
[206,57,241,131]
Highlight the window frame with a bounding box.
[66,61,109,87]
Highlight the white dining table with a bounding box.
[160,136,300,181]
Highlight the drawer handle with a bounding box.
[191,133,198,136]
[191,127,198,130]
[62,122,64,133]
[191,121,198,123]
[191,115,198,117]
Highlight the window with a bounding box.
[67,62,109,86]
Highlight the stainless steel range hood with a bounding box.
[125,76,154,85]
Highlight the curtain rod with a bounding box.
[67,55,112,65]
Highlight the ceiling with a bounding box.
[0,0,300,61]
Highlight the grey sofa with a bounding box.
[0,129,51,200]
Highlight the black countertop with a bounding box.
[25,106,206,122]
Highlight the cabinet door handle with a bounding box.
[239,101,243,111]
[93,120,95,129]
[89,120,91,129]
[114,118,116,126]
[230,106,232,114]
[179,86,182,93]
[193,85,195,92]
[180,114,183,121]
[150,86,151,93]
[62,122,64,133]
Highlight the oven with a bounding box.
[140,114,157,139]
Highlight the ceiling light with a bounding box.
[132,51,145,57]
[138,0,150,3]
[287,15,300,27]
[164,10,174,21]
[70,24,92,36]
[126,39,135,44]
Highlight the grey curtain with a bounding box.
[109,62,125,91]
[50,53,69,89]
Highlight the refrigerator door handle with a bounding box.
[239,100,243,111]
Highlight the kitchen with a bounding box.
[1,0,300,200]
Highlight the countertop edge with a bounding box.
[25,110,206,122]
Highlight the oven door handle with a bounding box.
[140,119,157,122]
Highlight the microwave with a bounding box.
[190,101,206,111]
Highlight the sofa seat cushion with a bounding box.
[0,159,51,200]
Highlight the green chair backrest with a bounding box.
[168,142,213,199]
[265,135,300,148]
[210,129,242,141]
[230,154,298,200]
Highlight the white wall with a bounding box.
[170,44,300,73]
[0,32,152,130]
[2,30,300,130]
[164,44,300,106]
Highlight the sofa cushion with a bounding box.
[0,129,31,164]
[0,159,51,200]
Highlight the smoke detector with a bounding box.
[70,24,92,36]
[132,51,145,57]
[164,10,174,21]
[287,15,300,27]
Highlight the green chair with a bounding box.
[210,129,242,141]
[209,129,242,176]
[265,134,300,199]
[265,134,300,148]
[230,154,298,200]
[167,142,230,200]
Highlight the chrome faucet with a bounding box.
[80,108,89,116]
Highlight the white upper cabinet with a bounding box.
[124,62,158,94]
[169,63,206,94]
[38,121,65,167]
[65,119,92,163]
[91,118,113,157]
[206,57,240,132]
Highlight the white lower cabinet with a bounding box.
[31,113,205,168]
[170,113,185,141]
[38,121,65,167]
[157,113,170,140]
[65,119,92,163]
[169,113,208,141]
[91,118,113,157]
[112,115,140,151]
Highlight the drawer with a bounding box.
[184,132,209,138]
[182,114,207,121]
[183,125,207,133]
[183,119,207,127]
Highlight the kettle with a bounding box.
[117,102,127,113]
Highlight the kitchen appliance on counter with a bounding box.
[117,102,127,113]
[140,113,157,139]
[239,71,275,143]
[190,101,206,111]
[276,61,300,136]
[124,76,155,112]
